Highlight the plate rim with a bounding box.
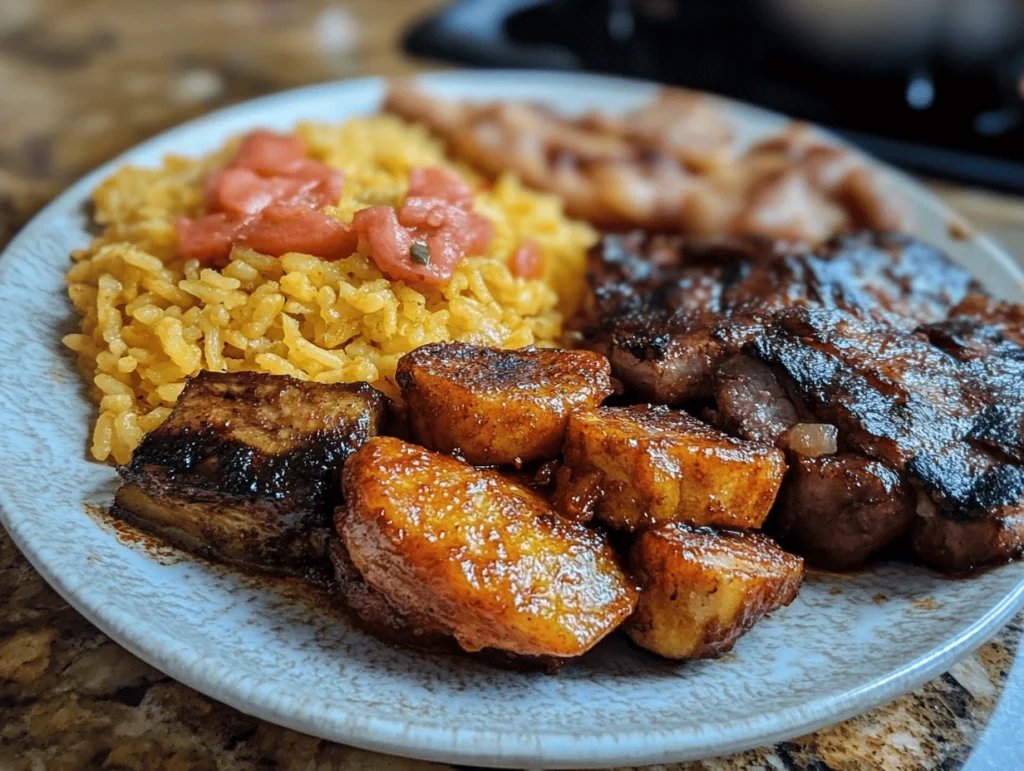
[2,69,1024,768]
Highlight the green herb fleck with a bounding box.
[409,241,431,266]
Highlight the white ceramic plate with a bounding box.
[1,71,1023,768]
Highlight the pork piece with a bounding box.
[745,307,1024,571]
[554,405,787,531]
[728,123,913,239]
[625,524,804,659]
[576,231,977,404]
[386,81,735,231]
[385,82,911,240]
[778,455,916,570]
[113,371,386,575]
[339,437,637,658]
[396,343,612,465]
[713,354,913,569]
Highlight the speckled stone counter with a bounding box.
[1,2,1023,769]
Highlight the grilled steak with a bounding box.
[576,230,979,405]
[112,371,387,576]
[580,228,1022,572]
[741,307,1024,571]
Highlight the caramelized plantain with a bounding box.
[112,371,387,575]
[626,524,804,659]
[338,436,638,658]
[396,343,612,465]
[554,405,786,531]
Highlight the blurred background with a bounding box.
[4,0,1024,245]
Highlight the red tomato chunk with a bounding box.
[510,238,544,280]
[236,205,357,259]
[176,130,348,264]
[353,166,494,287]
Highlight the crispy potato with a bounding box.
[339,437,638,658]
[554,405,787,531]
[626,524,804,659]
[113,371,387,575]
[396,343,612,465]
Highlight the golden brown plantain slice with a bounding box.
[395,343,612,465]
[554,404,787,531]
[113,371,387,575]
[626,524,804,659]
[338,436,638,658]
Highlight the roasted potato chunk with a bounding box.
[113,371,387,575]
[626,524,804,659]
[339,436,638,658]
[396,343,612,465]
[554,405,787,531]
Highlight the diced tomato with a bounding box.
[407,167,474,208]
[231,130,308,176]
[510,238,544,280]
[236,205,357,259]
[462,211,495,256]
[206,167,318,218]
[175,214,237,263]
[353,205,464,286]
[289,160,345,208]
[398,198,494,256]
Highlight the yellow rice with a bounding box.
[64,115,597,463]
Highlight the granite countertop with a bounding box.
[1,1,1023,769]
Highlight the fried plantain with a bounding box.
[554,404,786,531]
[625,524,804,659]
[112,371,387,575]
[395,343,612,465]
[338,436,638,658]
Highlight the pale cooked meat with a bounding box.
[385,81,910,240]
[625,524,804,659]
[728,123,913,236]
[581,88,736,172]
[386,80,728,231]
[339,437,638,659]
[396,343,612,465]
[112,371,387,576]
[778,455,916,570]
[553,405,786,531]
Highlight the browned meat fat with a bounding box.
[554,404,786,531]
[396,343,612,465]
[625,524,804,659]
[112,371,387,575]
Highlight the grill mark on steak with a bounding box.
[745,307,1024,523]
[576,231,979,405]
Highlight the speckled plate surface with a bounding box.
[1,71,1024,768]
